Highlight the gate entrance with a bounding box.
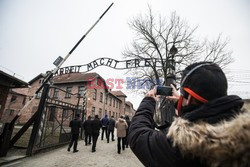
[0,84,84,157]
[34,86,80,151]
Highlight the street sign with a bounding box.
[53,56,63,67]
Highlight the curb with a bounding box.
[0,155,27,166]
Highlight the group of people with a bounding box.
[68,62,249,166]
[67,113,131,154]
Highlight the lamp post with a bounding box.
[162,44,178,124]
[166,44,178,87]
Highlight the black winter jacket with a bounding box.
[128,96,249,167]
[91,118,102,135]
[69,118,82,134]
[107,118,115,131]
[83,119,92,134]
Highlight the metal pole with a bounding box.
[26,84,50,156]
[76,94,81,117]
[161,45,178,124]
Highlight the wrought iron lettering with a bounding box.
[54,57,166,76]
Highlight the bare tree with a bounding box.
[123,7,233,91]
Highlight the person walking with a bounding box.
[124,115,131,148]
[90,114,102,152]
[115,115,128,154]
[67,114,82,153]
[101,114,109,140]
[107,115,115,143]
[83,115,92,146]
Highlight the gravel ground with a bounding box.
[9,136,144,167]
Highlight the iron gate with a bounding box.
[31,85,82,153]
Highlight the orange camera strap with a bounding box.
[177,96,183,116]
[183,87,208,103]
[177,88,208,116]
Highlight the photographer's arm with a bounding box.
[128,95,179,167]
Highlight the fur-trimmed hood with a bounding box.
[118,118,126,123]
[167,109,250,167]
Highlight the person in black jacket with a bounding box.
[101,114,109,140]
[90,114,102,152]
[107,115,115,143]
[83,116,92,146]
[128,62,250,167]
[67,114,82,153]
[124,115,131,148]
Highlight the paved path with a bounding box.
[4,136,143,167]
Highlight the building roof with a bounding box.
[107,92,122,101]
[9,89,27,96]
[0,70,28,88]
[125,101,133,107]
[110,90,127,97]
[28,73,46,84]
[53,72,100,84]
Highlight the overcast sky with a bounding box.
[0,0,249,109]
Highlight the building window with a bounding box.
[53,88,59,99]
[10,109,14,116]
[78,86,85,97]
[11,95,17,102]
[6,109,14,116]
[109,97,112,106]
[93,89,97,100]
[105,110,107,116]
[49,107,56,122]
[63,109,68,118]
[36,91,42,99]
[109,111,111,117]
[91,106,95,117]
[119,102,121,109]
[22,97,26,105]
[65,87,72,98]
[115,112,117,120]
[105,94,108,104]
[99,108,102,118]
[116,101,118,108]
[113,99,115,107]
[100,92,103,103]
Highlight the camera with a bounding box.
[156,86,173,96]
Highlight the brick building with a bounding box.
[2,72,136,124]
[52,72,135,120]
[125,101,136,119]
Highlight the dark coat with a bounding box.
[91,118,102,135]
[83,119,92,134]
[107,118,115,131]
[101,116,109,127]
[125,119,131,135]
[69,118,82,134]
[128,96,249,167]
